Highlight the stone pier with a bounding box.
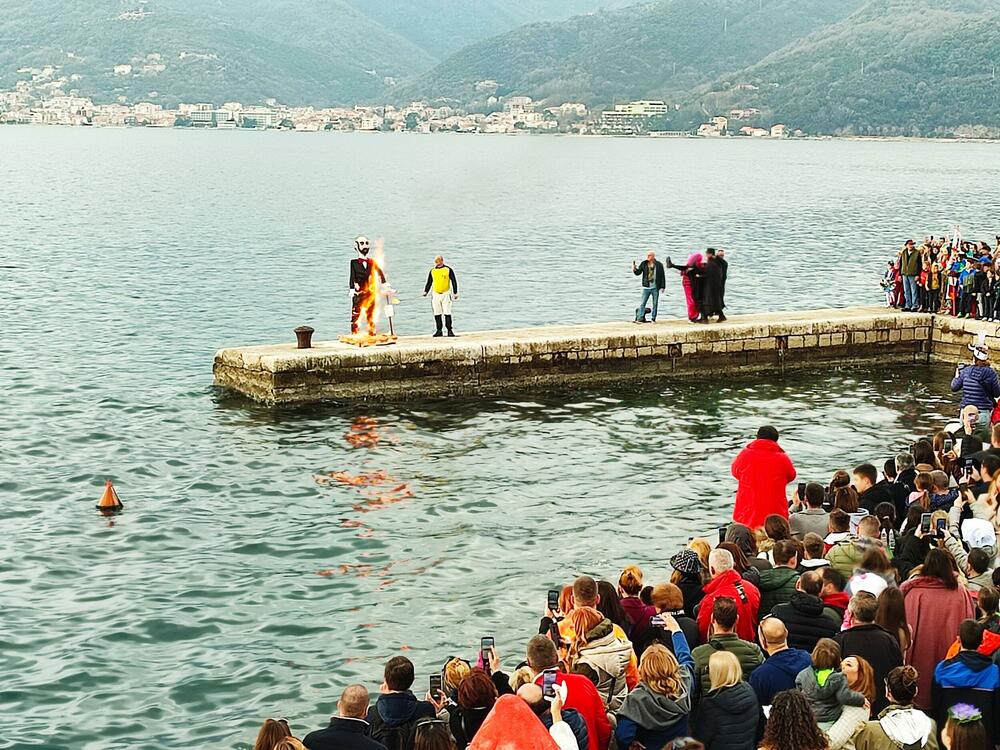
[211,306,1000,405]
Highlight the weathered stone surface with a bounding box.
[213,306,960,404]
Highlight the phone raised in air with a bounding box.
[547,589,560,611]
[649,614,666,628]
[718,525,728,545]
[429,673,443,698]
[936,518,947,535]
[920,513,932,534]
[798,482,806,500]
[943,438,953,453]
[542,668,558,699]
[481,636,495,673]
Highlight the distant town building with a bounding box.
[601,100,669,132]
[770,124,787,138]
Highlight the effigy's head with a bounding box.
[355,236,370,256]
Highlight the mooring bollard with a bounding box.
[294,326,315,349]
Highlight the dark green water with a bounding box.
[1,128,994,748]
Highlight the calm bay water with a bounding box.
[2,129,999,748]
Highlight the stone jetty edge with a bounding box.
[212,306,992,404]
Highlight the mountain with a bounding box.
[399,0,870,106]
[0,0,634,105]
[702,0,1000,136]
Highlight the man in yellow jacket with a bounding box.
[423,255,459,337]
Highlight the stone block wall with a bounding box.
[214,307,940,404]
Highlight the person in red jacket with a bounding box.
[526,635,611,750]
[731,425,797,529]
[697,548,761,642]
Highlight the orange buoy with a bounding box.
[96,480,123,513]
[468,694,559,750]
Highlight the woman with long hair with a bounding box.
[254,719,291,750]
[596,579,632,635]
[932,431,953,474]
[822,656,874,750]
[854,665,937,749]
[448,669,498,750]
[615,616,695,750]
[901,548,976,709]
[827,470,852,507]
[909,472,933,511]
[691,651,760,749]
[941,703,987,750]
[760,690,829,750]
[565,605,632,711]
[875,586,911,653]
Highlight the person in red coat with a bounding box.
[731,425,797,529]
[697,548,761,642]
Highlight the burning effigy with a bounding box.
[340,236,399,347]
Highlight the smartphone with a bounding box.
[481,636,495,673]
[943,438,953,453]
[547,589,560,611]
[718,525,727,545]
[920,513,932,534]
[649,614,665,627]
[429,674,443,698]
[797,482,806,501]
[542,668,558,699]
[936,518,947,535]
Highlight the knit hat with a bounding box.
[670,549,704,574]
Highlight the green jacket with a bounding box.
[756,566,800,614]
[826,536,882,578]
[692,633,765,695]
[900,246,921,276]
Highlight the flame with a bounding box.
[340,238,397,347]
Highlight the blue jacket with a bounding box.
[615,630,694,750]
[931,651,1000,748]
[749,648,812,706]
[951,364,1000,411]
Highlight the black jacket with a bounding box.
[366,692,436,750]
[701,257,725,315]
[893,532,934,581]
[835,624,903,714]
[350,257,385,291]
[859,482,896,514]
[449,706,490,750]
[675,573,705,620]
[770,593,840,653]
[634,259,666,290]
[634,612,701,657]
[897,467,917,494]
[931,651,1000,748]
[692,681,762,750]
[304,717,387,750]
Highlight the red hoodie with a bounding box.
[697,569,761,642]
[731,438,796,529]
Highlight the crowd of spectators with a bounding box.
[252,423,1000,750]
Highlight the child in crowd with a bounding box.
[794,638,867,723]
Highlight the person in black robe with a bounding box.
[717,249,729,309]
[701,248,726,322]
